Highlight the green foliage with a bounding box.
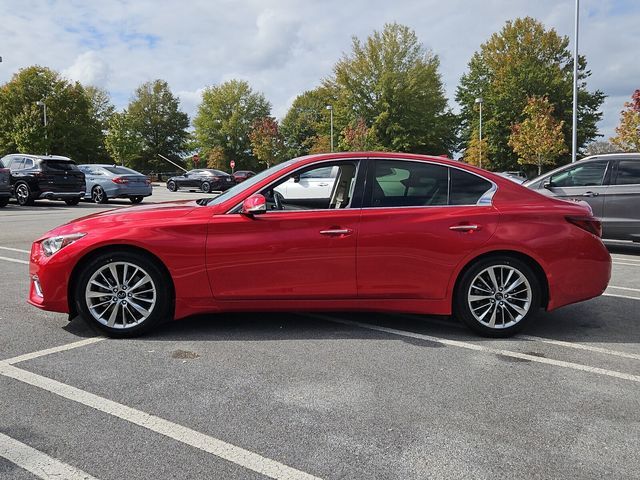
[456,17,605,171]
[611,90,640,152]
[85,86,115,163]
[463,128,489,168]
[339,118,381,151]
[328,23,456,155]
[249,117,285,168]
[280,86,336,158]
[126,79,190,170]
[193,79,271,170]
[0,66,107,162]
[105,112,142,167]
[508,96,567,175]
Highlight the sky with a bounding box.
[1,0,638,144]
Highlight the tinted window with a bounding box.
[41,160,79,171]
[449,168,492,205]
[615,160,640,185]
[103,166,138,175]
[550,161,607,187]
[370,160,448,207]
[203,169,228,176]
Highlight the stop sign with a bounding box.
[193,154,200,165]
[230,160,236,169]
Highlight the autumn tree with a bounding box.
[327,23,456,155]
[206,146,226,169]
[339,118,380,151]
[0,66,106,162]
[508,96,567,175]
[126,79,190,170]
[610,90,640,152]
[456,17,605,171]
[105,112,142,167]
[249,117,285,168]
[193,80,271,170]
[463,129,489,168]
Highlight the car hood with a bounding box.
[40,200,203,238]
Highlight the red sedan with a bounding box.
[29,152,611,338]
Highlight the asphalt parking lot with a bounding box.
[1,186,639,480]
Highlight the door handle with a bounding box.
[320,228,353,236]
[583,191,599,197]
[317,183,329,187]
[449,224,480,232]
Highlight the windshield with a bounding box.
[203,159,298,206]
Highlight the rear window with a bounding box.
[41,160,79,171]
[204,170,228,176]
[449,169,493,205]
[103,166,138,175]
[615,160,640,185]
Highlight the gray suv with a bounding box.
[524,153,640,242]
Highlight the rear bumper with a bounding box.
[36,191,85,200]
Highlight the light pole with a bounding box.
[36,99,48,155]
[475,97,484,168]
[326,105,333,152]
[572,0,579,163]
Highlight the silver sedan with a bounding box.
[78,164,152,204]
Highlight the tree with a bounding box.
[456,17,605,171]
[508,96,567,175]
[105,112,142,167]
[584,140,619,156]
[610,90,640,152]
[85,86,115,163]
[462,128,489,167]
[0,66,106,162]
[193,79,271,170]
[249,117,285,168]
[327,23,456,155]
[339,118,380,151]
[280,86,336,158]
[127,79,190,170]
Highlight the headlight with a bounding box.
[41,233,86,257]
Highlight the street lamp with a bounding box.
[36,99,48,155]
[572,0,579,163]
[475,97,484,169]
[325,105,333,152]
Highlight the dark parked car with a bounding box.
[525,153,640,242]
[0,154,85,206]
[78,164,152,204]
[0,165,10,207]
[232,170,256,183]
[166,169,235,193]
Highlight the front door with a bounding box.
[206,160,363,300]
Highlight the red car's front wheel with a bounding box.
[75,251,172,337]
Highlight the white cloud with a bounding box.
[1,0,638,142]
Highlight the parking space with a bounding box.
[1,189,639,479]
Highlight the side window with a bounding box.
[10,158,25,171]
[449,168,492,205]
[23,159,34,169]
[265,161,359,211]
[0,156,12,168]
[550,161,608,187]
[615,161,640,185]
[369,160,448,207]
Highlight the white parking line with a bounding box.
[613,262,640,267]
[5,338,105,365]
[0,255,28,265]
[0,246,30,254]
[0,363,323,480]
[0,432,99,480]
[518,335,640,361]
[608,285,640,293]
[310,315,640,384]
[603,293,640,301]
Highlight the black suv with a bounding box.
[0,154,86,206]
[0,165,10,207]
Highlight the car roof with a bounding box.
[19,154,73,161]
[580,153,639,161]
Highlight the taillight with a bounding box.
[566,216,602,237]
[145,178,151,185]
[112,177,129,184]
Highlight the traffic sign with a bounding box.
[230,160,236,169]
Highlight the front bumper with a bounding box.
[28,241,74,313]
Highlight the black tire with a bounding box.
[167,180,177,192]
[0,197,9,208]
[130,196,143,204]
[74,250,172,338]
[454,256,540,337]
[201,181,211,193]
[15,182,34,206]
[65,197,81,206]
[92,185,108,204]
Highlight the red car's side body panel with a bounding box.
[28,152,611,323]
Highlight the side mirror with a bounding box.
[241,194,267,215]
[543,181,553,189]
[293,174,301,183]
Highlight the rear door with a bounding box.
[603,159,640,241]
[40,160,84,192]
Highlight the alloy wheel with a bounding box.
[16,183,30,206]
[467,264,532,329]
[84,261,157,330]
